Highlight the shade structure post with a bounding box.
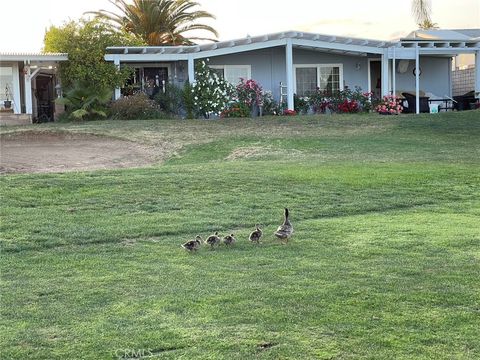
[285,38,294,111]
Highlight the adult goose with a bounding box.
[274,208,293,243]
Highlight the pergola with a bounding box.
[391,30,480,113]
[105,30,480,113]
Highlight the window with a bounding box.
[319,66,341,93]
[210,65,251,84]
[294,64,343,96]
[295,67,317,96]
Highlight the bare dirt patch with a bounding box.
[0,131,162,174]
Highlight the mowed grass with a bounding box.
[1,112,480,359]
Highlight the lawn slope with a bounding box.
[1,112,479,359]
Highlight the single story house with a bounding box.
[105,29,480,114]
[0,53,67,124]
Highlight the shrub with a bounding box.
[192,60,234,118]
[236,78,263,107]
[308,87,372,114]
[338,99,359,113]
[261,91,280,116]
[183,81,195,119]
[283,109,297,116]
[56,81,112,121]
[110,93,165,120]
[375,95,403,115]
[308,90,332,114]
[294,95,310,114]
[155,83,183,115]
[220,102,250,118]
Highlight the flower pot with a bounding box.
[250,104,259,118]
[4,100,12,109]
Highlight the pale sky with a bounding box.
[1,0,479,53]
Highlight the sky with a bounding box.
[0,0,479,53]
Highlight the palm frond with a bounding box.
[411,0,432,25]
[87,0,218,45]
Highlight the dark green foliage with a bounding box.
[155,83,184,115]
[261,91,281,115]
[43,19,144,89]
[294,94,310,114]
[88,0,218,45]
[56,81,112,121]
[220,102,250,118]
[182,81,195,119]
[109,93,165,120]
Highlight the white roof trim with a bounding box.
[104,29,480,63]
[0,53,68,62]
[105,30,392,57]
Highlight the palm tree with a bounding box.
[411,0,439,29]
[87,0,218,46]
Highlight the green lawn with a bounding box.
[1,112,480,359]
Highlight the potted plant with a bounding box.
[4,84,12,109]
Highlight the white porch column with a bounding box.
[415,45,420,114]
[113,57,121,100]
[24,63,32,115]
[475,51,480,99]
[392,47,396,97]
[381,49,389,97]
[188,56,195,84]
[285,38,294,111]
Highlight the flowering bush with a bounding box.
[308,90,332,114]
[191,60,234,118]
[338,99,359,113]
[220,102,250,118]
[308,87,372,114]
[376,95,403,115]
[261,91,280,115]
[109,92,165,120]
[294,95,310,114]
[283,109,297,116]
[236,78,263,107]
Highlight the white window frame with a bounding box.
[293,64,344,95]
[210,65,252,84]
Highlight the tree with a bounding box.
[418,19,440,30]
[411,0,439,29]
[43,18,144,89]
[87,0,218,46]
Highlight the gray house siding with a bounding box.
[294,49,370,91]
[394,57,451,97]
[206,47,372,101]
[207,47,283,99]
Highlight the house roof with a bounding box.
[106,30,393,59]
[104,29,480,63]
[403,29,480,41]
[0,52,68,62]
[452,29,480,39]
